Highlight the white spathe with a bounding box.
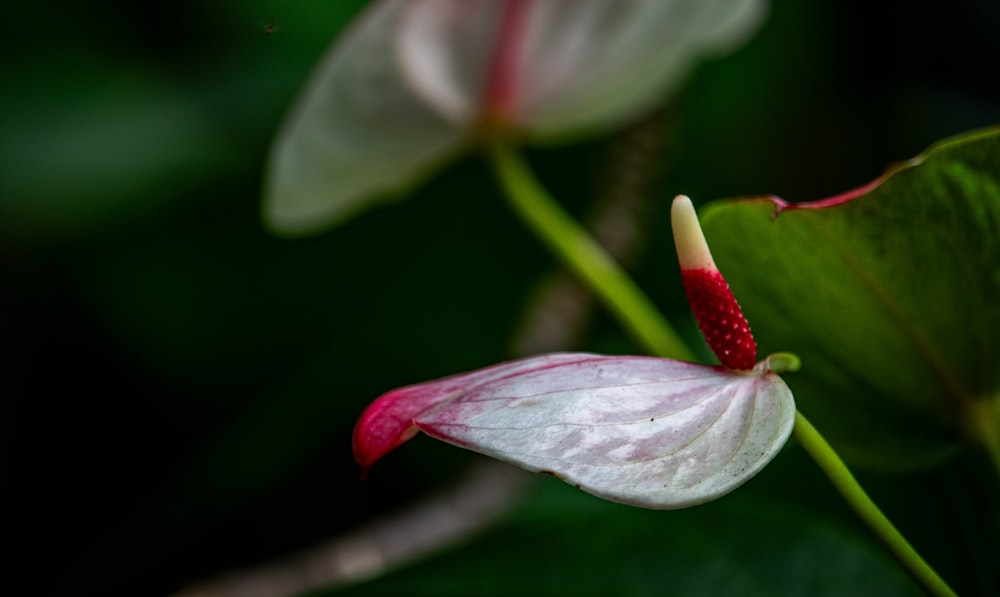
[264,1,463,234]
[355,352,795,509]
[265,0,766,234]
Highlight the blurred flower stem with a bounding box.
[488,142,693,362]
[487,141,956,597]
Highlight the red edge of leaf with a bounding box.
[761,156,922,218]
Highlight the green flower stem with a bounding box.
[490,142,955,597]
[793,412,957,597]
[488,142,693,362]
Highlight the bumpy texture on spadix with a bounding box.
[354,352,795,509]
[672,195,757,370]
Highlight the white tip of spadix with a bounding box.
[671,195,717,271]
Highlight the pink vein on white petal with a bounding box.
[354,352,795,509]
[397,0,507,125]
[397,0,765,134]
[480,0,531,124]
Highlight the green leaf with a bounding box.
[700,127,1000,470]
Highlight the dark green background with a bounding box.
[4,1,999,595]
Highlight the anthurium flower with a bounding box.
[264,0,766,234]
[353,196,797,509]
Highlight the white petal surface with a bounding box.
[394,0,766,140]
[515,0,766,138]
[263,0,463,235]
[401,353,794,509]
[396,0,505,125]
[354,353,593,470]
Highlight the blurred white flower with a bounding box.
[264,0,766,234]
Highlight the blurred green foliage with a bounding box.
[4,1,999,596]
[329,448,925,597]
